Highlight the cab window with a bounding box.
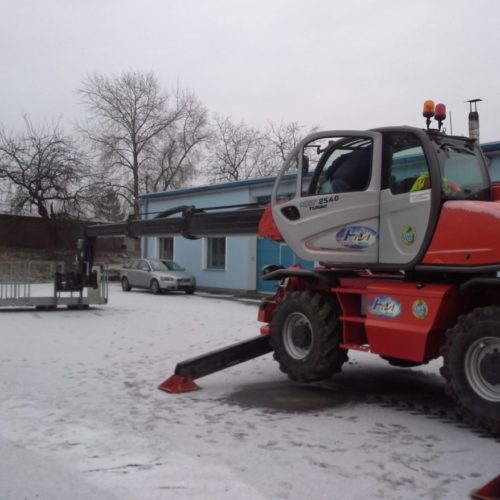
[438,143,490,199]
[385,132,430,195]
[305,136,373,196]
[274,156,300,203]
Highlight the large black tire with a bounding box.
[121,277,131,292]
[440,306,500,434]
[270,290,348,382]
[150,279,162,295]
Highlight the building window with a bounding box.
[159,237,174,260]
[206,237,226,269]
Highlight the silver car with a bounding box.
[120,258,196,295]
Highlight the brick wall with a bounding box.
[0,214,133,254]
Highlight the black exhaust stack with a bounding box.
[467,98,482,142]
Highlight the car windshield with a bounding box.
[149,260,169,271]
[161,260,185,271]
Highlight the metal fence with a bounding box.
[0,261,108,309]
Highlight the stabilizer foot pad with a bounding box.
[472,474,500,500]
[158,374,200,393]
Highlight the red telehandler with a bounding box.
[66,101,500,435]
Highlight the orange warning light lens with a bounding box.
[423,100,435,118]
[435,103,446,121]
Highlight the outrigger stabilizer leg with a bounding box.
[158,335,273,393]
[472,473,500,500]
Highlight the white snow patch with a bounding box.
[0,284,498,499]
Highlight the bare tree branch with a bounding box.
[0,117,89,219]
[79,71,208,215]
[206,115,266,183]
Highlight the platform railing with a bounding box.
[0,261,107,308]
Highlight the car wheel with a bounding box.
[185,288,195,295]
[121,277,131,291]
[150,279,162,295]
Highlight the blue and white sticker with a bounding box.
[336,226,378,249]
[368,296,402,318]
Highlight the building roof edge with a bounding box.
[138,176,277,201]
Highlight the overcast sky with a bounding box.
[2,0,500,142]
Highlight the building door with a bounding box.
[256,239,313,292]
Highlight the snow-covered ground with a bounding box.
[0,284,498,500]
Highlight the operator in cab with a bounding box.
[324,147,372,192]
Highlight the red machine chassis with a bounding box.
[259,275,467,364]
[161,270,475,394]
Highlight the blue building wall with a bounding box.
[139,177,284,292]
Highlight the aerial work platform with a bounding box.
[0,261,107,309]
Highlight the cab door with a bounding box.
[271,131,383,266]
[378,130,434,266]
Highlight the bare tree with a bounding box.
[266,120,305,163]
[0,118,87,219]
[0,179,13,212]
[207,115,269,182]
[145,88,211,192]
[84,184,127,222]
[260,120,319,176]
[206,117,314,183]
[79,72,208,215]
